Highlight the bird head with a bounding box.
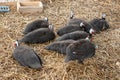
[101,14,106,20]
[89,28,95,41]
[89,28,95,35]
[13,40,20,48]
[79,22,85,31]
[48,24,54,31]
[70,10,74,19]
[80,22,85,27]
[44,17,48,22]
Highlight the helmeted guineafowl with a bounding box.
[19,24,55,44]
[55,31,90,41]
[57,22,85,36]
[65,39,96,64]
[23,17,49,34]
[45,40,75,54]
[68,11,96,36]
[67,10,84,26]
[89,14,109,33]
[13,40,42,69]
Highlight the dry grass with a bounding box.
[0,0,120,80]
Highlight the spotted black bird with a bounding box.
[23,17,49,34]
[57,23,85,36]
[45,40,75,54]
[55,31,90,41]
[13,40,42,69]
[65,39,97,63]
[89,14,110,33]
[19,24,55,44]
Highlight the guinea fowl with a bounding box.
[19,24,55,44]
[69,11,96,35]
[13,40,42,69]
[55,31,90,41]
[57,22,85,36]
[45,40,75,54]
[89,14,110,33]
[57,11,95,36]
[57,22,95,38]
[23,17,49,34]
[65,39,96,64]
[81,22,95,34]
[67,10,84,26]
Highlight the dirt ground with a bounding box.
[0,0,120,80]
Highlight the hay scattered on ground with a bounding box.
[0,0,120,80]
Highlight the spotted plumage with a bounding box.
[45,40,75,54]
[65,39,96,63]
[89,14,110,33]
[19,25,55,44]
[56,31,90,41]
[23,17,49,34]
[13,41,42,69]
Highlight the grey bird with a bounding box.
[23,17,49,34]
[89,14,110,33]
[45,40,75,54]
[57,22,85,36]
[19,24,55,44]
[68,10,96,36]
[67,10,84,26]
[65,39,96,64]
[55,31,90,41]
[57,22,95,38]
[13,40,42,69]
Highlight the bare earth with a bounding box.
[0,0,120,80]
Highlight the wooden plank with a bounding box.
[0,2,16,6]
[17,1,43,14]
